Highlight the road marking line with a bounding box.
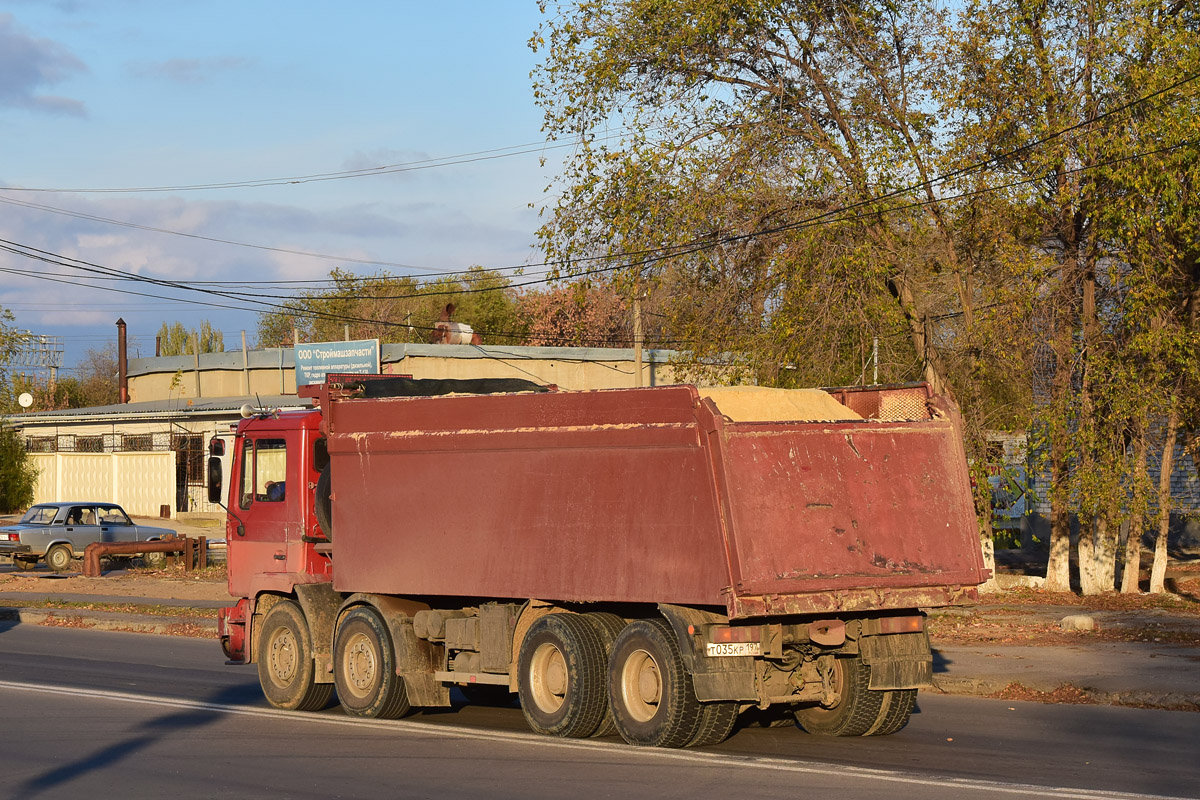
[0,679,1187,800]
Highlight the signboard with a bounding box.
[295,339,381,386]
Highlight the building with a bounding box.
[5,343,699,518]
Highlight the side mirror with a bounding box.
[207,456,223,504]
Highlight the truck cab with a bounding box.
[220,409,331,600]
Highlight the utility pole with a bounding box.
[633,296,644,388]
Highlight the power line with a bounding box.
[0,125,650,195]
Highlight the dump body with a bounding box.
[319,383,985,618]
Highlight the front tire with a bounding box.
[334,607,411,719]
[518,613,609,738]
[258,600,333,712]
[45,544,74,573]
[607,618,703,748]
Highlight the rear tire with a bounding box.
[258,600,334,712]
[793,655,883,736]
[518,613,609,738]
[582,612,626,737]
[688,701,739,747]
[864,689,917,736]
[45,544,74,573]
[334,607,411,719]
[607,618,703,748]
[12,556,37,571]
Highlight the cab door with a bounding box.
[231,435,293,577]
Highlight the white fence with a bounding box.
[30,452,176,518]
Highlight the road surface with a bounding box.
[1,622,1196,799]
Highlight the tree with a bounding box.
[518,282,632,347]
[0,306,37,512]
[256,267,527,347]
[157,320,224,356]
[531,0,1040,584]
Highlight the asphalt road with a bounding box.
[1,622,1197,800]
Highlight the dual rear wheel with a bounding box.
[517,614,738,748]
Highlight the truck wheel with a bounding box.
[45,544,74,573]
[687,701,739,747]
[12,556,37,571]
[334,607,411,719]
[518,613,609,738]
[143,548,167,569]
[582,612,626,738]
[794,654,884,736]
[863,689,917,736]
[315,465,333,541]
[607,618,703,748]
[258,600,334,712]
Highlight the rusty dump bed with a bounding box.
[322,383,987,619]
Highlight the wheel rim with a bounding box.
[343,631,378,699]
[48,548,70,570]
[619,648,662,723]
[267,626,298,686]
[529,641,568,714]
[820,658,845,710]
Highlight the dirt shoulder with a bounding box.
[0,565,231,603]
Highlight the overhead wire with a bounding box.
[3,72,1196,350]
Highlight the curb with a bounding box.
[0,606,217,637]
[931,674,1200,712]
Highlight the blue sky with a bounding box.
[0,1,558,370]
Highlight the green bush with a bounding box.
[0,427,35,513]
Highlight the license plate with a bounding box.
[705,641,761,657]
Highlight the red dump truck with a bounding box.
[213,377,987,748]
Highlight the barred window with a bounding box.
[26,436,56,453]
[75,436,105,453]
[123,433,155,451]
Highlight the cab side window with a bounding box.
[240,438,288,509]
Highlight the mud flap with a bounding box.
[860,630,933,690]
[658,603,757,702]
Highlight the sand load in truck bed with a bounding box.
[699,386,864,422]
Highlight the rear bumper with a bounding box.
[723,583,980,619]
[0,543,33,556]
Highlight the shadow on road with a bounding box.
[16,682,265,798]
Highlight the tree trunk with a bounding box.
[1149,403,1180,594]
[1077,514,1097,594]
[1120,423,1149,594]
[1047,447,1073,592]
[978,514,999,594]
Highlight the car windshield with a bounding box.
[98,507,131,525]
[18,506,58,525]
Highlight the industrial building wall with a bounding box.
[30,452,176,518]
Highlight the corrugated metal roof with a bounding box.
[126,343,680,376]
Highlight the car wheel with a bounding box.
[142,547,167,569]
[12,556,37,571]
[45,544,75,573]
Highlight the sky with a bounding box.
[0,1,560,373]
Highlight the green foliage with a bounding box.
[157,320,224,356]
[0,425,36,513]
[532,0,1200,590]
[255,267,529,347]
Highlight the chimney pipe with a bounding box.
[117,318,128,403]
